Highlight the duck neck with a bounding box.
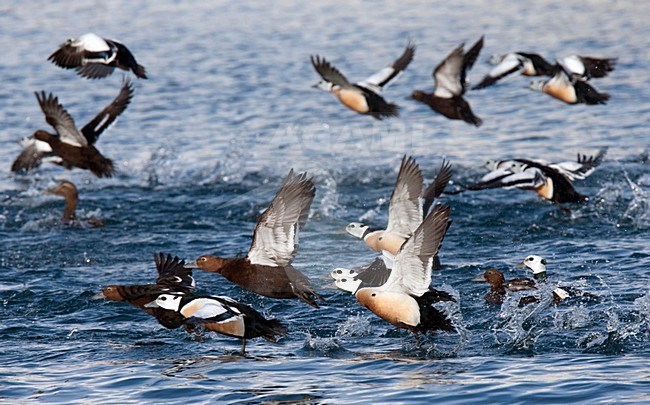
[62,197,78,223]
[534,271,548,282]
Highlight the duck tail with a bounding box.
[259,318,287,342]
[133,64,148,79]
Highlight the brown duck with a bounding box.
[186,170,325,308]
[12,80,133,174]
[46,181,104,227]
[410,36,483,126]
[94,252,196,329]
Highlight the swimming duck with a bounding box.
[94,253,195,329]
[517,255,592,303]
[472,268,537,305]
[48,33,147,79]
[410,36,483,126]
[465,149,606,204]
[311,42,415,119]
[474,53,616,89]
[346,156,452,269]
[354,204,456,337]
[528,63,610,105]
[46,180,104,227]
[185,170,325,308]
[11,81,133,177]
[145,293,286,354]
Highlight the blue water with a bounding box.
[1,0,649,403]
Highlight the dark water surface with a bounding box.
[1,0,649,403]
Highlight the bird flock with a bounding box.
[11,33,615,354]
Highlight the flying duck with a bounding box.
[464,149,606,204]
[45,181,104,227]
[145,293,286,354]
[311,42,415,119]
[93,253,196,329]
[14,81,133,177]
[185,170,325,308]
[410,36,484,126]
[346,156,452,269]
[48,33,147,79]
[474,53,616,89]
[354,204,456,337]
[528,62,610,105]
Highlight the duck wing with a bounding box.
[380,205,451,297]
[311,55,353,88]
[422,159,452,217]
[549,149,607,181]
[35,91,87,147]
[81,79,134,144]
[386,155,424,238]
[433,44,465,98]
[247,170,316,267]
[473,53,524,89]
[358,41,415,92]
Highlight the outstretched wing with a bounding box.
[433,44,465,98]
[35,91,87,147]
[422,160,452,217]
[81,79,134,144]
[11,140,53,173]
[550,149,607,181]
[153,252,195,292]
[311,55,352,88]
[468,166,546,191]
[248,170,316,267]
[386,155,424,238]
[460,36,483,90]
[380,205,451,296]
[359,41,415,92]
[473,53,523,89]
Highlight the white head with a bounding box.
[528,80,545,92]
[346,222,369,239]
[334,276,362,294]
[145,294,183,311]
[312,80,334,92]
[522,255,547,274]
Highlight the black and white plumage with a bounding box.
[145,293,286,354]
[474,53,616,89]
[12,80,133,176]
[410,36,484,126]
[528,62,610,105]
[466,149,607,204]
[48,33,147,79]
[311,42,415,119]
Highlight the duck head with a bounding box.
[345,222,369,239]
[144,294,183,311]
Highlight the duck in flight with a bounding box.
[48,33,147,79]
[345,156,452,269]
[13,80,133,177]
[353,205,456,338]
[528,62,610,105]
[311,42,415,119]
[146,293,286,355]
[93,253,196,330]
[463,149,606,204]
[185,170,325,308]
[410,36,484,126]
[473,52,616,89]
